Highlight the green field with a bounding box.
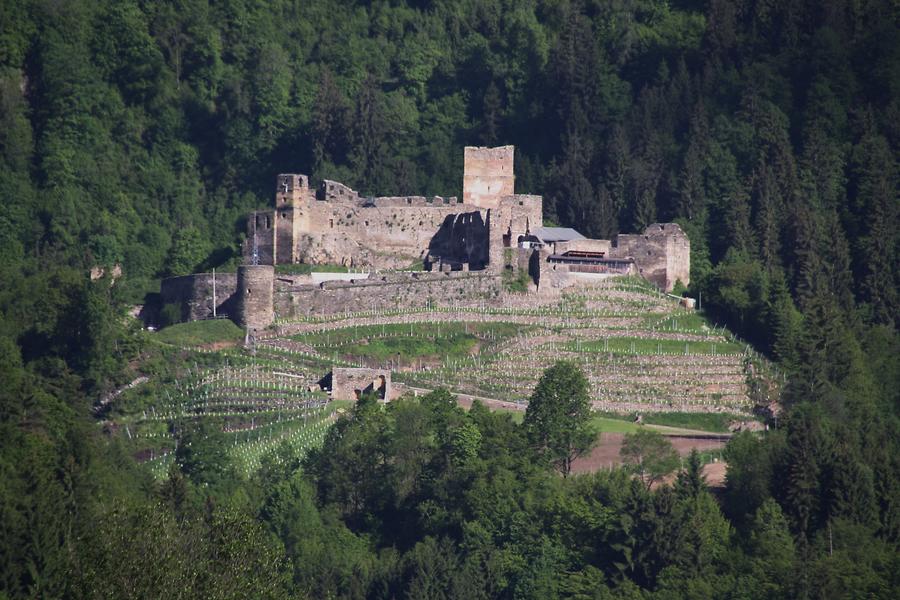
[591,410,756,433]
[340,334,478,363]
[292,321,530,365]
[155,319,244,347]
[639,411,756,433]
[482,411,694,435]
[292,321,526,345]
[275,263,351,275]
[570,337,744,355]
[644,311,717,332]
[589,415,642,433]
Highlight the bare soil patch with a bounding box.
[571,432,728,476]
[702,461,727,488]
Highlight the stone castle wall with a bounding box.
[158,146,693,334]
[160,272,238,322]
[555,238,612,255]
[247,212,276,265]
[611,223,690,291]
[293,196,467,269]
[252,189,540,273]
[245,145,541,273]
[426,210,491,270]
[273,272,502,319]
[236,265,274,331]
[158,270,501,328]
[488,195,543,270]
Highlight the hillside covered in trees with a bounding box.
[0,0,898,598]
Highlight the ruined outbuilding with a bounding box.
[330,368,393,402]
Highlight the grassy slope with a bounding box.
[156,319,244,346]
[485,410,726,436]
[341,335,478,363]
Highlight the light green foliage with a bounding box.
[639,411,754,433]
[260,471,374,597]
[155,319,243,347]
[165,226,211,277]
[589,415,642,434]
[175,419,237,490]
[74,502,288,600]
[524,360,597,477]
[449,420,482,468]
[722,431,778,529]
[502,266,531,293]
[343,333,477,364]
[571,336,743,355]
[292,321,524,366]
[619,429,680,489]
[273,263,349,275]
[746,499,796,599]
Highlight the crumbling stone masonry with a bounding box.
[331,367,393,402]
[160,272,238,322]
[462,145,515,208]
[610,223,690,291]
[274,271,502,318]
[244,145,541,274]
[236,265,274,331]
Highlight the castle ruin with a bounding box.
[245,146,541,273]
[162,146,689,330]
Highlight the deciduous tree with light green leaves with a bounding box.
[620,429,680,490]
[523,360,596,477]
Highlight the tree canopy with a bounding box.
[523,360,596,476]
[0,0,898,598]
[620,428,680,490]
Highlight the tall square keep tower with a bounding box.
[463,145,515,209]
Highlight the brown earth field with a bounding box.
[571,432,728,487]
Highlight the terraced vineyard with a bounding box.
[270,277,774,415]
[106,347,342,479]
[113,276,771,479]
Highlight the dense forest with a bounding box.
[0,0,897,598]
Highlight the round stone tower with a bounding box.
[236,265,274,331]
